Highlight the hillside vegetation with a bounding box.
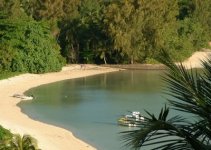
[0,0,210,69]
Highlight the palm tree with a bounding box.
[121,51,211,150]
[0,134,40,150]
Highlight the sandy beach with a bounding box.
[0,65,119,150]
[181,49,211,69]
[0,50,210,150]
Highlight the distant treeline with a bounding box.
[0,0,210,73]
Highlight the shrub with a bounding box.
[0,16,65,73]
[0,125,12,140]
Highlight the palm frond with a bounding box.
[0,134,40,150]
[120,106,207,150]
[191,120,211,144]
[121,51,211,150]
[159,51,211,124]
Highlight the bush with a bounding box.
[0,125,12,140]
[0,16,65,73]
[0,45,16,72]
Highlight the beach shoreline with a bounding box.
[0,65,120,150]
[0,50,210,150]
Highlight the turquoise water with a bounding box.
[19,70,170,150]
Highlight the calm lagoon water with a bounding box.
[19,70,171,150]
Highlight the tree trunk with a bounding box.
[103,56,107,64]
[131,56,134,64]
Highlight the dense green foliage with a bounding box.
[0,0,65,73]
[121,51,211,149]
[66,0,210,64]
[104,0,181,63]
[0,125,40,150]
[0,0,210,68]
[0,134,40,150]
[59,0,111,64]
[0,18,65,73]
[0,126,12,141]
[18,0,211,64]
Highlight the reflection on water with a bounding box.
[19,70,169,150]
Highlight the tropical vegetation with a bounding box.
[121,51,211,149]
[0,126,12,141]
[0,0,211,71]
[0,126,40,150]
[0,133,40,150]
[0,0,211,149]
[0,0,65,73]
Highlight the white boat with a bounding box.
[118,111,144,127]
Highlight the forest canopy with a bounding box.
[0,0,210,72]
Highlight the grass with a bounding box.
[0,71,22,80]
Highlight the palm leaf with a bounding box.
[121,51,211,149]
[120,106,207,150]
[0,134,40,150]
[158,50,211,147]
[159,51,211,113]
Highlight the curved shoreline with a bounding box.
[0,65,119,150]
[0,50,210,150]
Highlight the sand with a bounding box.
[0,65,119,150]
[181,49,211,69]
[0,50,210,150]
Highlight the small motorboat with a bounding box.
[12,94,34,100]
[118,111,144,127]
